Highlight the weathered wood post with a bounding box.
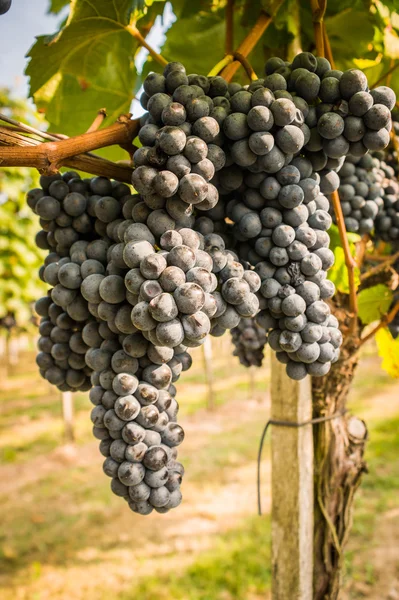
[270,353,314,599]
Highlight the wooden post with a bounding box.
[202,336,215,411]
[270,353,314,600]
[61,391,75,442]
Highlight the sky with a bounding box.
[0,0,173,116]
[0,0,65,95]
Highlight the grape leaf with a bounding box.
[376,327,399,378]
[47,0,69,14]
[324,10,375,68]
[159,10,226,78]
[26,0,163,141]
[358,285,393,325]
[328,224,361,251]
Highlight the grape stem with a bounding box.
[225,0,235,55]
[356,233,370,268]
[126,24,168,67]
[330,190,359,334]
[208,55,234,77]
[233,52,258,81]
[220,1,285,82]
[310,0,327,57]
[360,249,399,282]
[322,23,335,69]
[86,109,107,133]
[0,113,62,143]
[359,301,399,346]
[0,115,139,182]
[364,253,395,262]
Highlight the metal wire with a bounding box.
[257,409,347,515]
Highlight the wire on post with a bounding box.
[257,409,347,515]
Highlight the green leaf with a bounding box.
[160,11,225,76]
[26,0,163,142]
[324,10,375,68]
[47,0,70,14]
[376,327,399,378]
[328,224,361,252]
[147,1,273,85]
[358,285,393,325]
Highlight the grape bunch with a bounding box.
[373,159,399,242]
[375,110,399,176]
[29,173,190,513]
[27,53,396,514]
[334,152,399,241]
[333,154,384,235]
[231,317,267,367]
[30,172,131,391]
[34,292,92,392]
[211,60,395,201]
[30,168,260,514]
[245,164,342,379]
[133,62,228,223]
[121,226,260,346]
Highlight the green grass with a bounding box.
[185,418,270,483]
[119,518,272,600]
[0,430,61,463]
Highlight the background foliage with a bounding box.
[0,90,46,332]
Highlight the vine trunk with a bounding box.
[312,335,368,599]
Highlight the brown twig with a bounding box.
[0,127,39,146]
[0,126,133,181]
[0,117,139,182]
[220,2,285,82]
[0,112,117,164]
[86,109,107,133]
[0,116,139,167]
[371,61,399,89]
[322,22,335,69]
[365,253,394,263]
[356,234,370,268]
[361,250,399,282]
[331,190,359,334]
[226,0,235,55]
[0,113,59,143]
[126,24,168,67]
[359,301,399,346]
[233,52,258,81]
[310,0,327,57]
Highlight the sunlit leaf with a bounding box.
[376,327,399,378]
[358,285,393,325]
